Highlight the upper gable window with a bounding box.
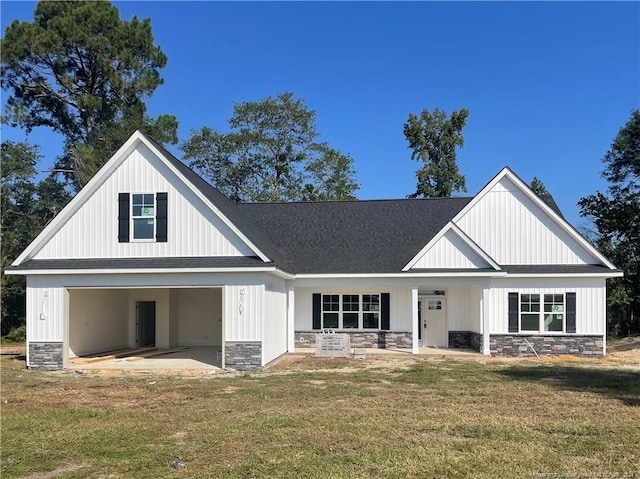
[118,192,168,243]
[132,194,155,240]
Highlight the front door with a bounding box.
[420,297,447,347]
[136,301,156,348]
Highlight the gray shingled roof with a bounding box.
[6,257,266,271]
[238,198,472,274]
[501,264,621,274]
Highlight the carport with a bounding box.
[67,287,223,365]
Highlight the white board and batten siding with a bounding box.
[263,279,288,365]
[444,285,482,333]
[455,176,599,265]
[26,276,67,343]
[412,229,492,269]
[488,278,606,335]
[33,143,254,260]
[224,284,263,343]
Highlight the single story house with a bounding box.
[6,131,622,370]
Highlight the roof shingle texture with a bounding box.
[238,198,471,274]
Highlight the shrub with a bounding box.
[4,325,26,343]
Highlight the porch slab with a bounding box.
[291,347,481,358]
[69,347,222,370]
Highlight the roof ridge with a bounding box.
[238,196,474,206]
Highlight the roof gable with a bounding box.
[452,167,616,268]
[14,131,272,265]
[403,222,500,271]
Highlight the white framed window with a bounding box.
[320,294,381,330]
[131,193,155,241]
[519,293,564,332]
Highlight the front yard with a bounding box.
[1,351,639,478]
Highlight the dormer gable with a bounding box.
[403,222,501,271]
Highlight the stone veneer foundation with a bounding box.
[295,331,412,349]
[224,341,262,371]
[28,342,64,370]
[490,335,604,357]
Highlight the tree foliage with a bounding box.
[181,92,358,202]
[0,142,71,336]
[1,1,177,189]
[530,177,550,196]
[579,109,640,336]
[404,107,469,198]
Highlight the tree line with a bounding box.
[1,1,637,338]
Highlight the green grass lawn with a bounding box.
[1,354,639,478]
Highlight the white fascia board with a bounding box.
[12,133,144,265]
[402,221,501,271]
[5,266,293,277]
[295,271,508,279]
[139,136,271,263]
[452,167,617,270]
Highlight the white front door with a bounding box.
[420,297,447,347]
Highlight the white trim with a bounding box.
[402,221,501,271]
[451,167,617,270]
[295,272,508,279]
[13,131,271,265]
[6,267,294,278]
[7,269,619,280]
[411,287,419,354]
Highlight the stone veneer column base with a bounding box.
[28,342,63,370]
[490,335,604,357]
[224,341,262,371]
[295,331,412,349]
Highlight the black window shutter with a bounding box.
[156,192,168,242]
[508,292,519,333]
[566,292,576,333]
[312,294,321,330]
[118,193,130,243]
[381,293,390,330]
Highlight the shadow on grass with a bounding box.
[498,364,640,406]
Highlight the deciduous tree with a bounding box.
[579,109,640,336]
[181,92,358,202]
[0,142,70,337]
[404,107,469,198]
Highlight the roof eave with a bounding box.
[5,266,295,279]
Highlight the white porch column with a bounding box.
[412,287,419,354]
[481,283,491,355]
[286,286,295,352]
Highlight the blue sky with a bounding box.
[1,1,639,227]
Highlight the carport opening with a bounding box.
[68,287,223,367]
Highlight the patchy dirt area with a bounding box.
[607,336,640,365]
[0,344,25,356]
[3,337,639,378]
